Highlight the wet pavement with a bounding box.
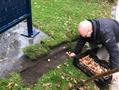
[0,21,48,77]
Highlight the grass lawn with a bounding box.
[30,59,95,90]
[0,59,95,90]
[0,0,113,90]
[32,0,112,39]
[23,0,112,59]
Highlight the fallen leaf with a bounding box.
[7,82,13,90]
[43,83,52,87]
[57,65,61,69]
[27,87,30,90]
[68,82,73,88]
[15,83,18,86]
[61,76,65,79]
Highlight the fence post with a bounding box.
[22,0,39,37]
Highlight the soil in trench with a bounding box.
[20,44,69,85]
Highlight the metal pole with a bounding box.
[26,0,33,37]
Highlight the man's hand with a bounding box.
[110,72,119,89]
[66,51,76,58]
[112,72,119,83]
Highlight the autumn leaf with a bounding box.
[68,82,73,88]
[43,83,52,87]
[7,82,13,90]
[27,87,30,90]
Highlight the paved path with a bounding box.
[0,22,48,77]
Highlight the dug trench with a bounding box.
[20,42,74,85]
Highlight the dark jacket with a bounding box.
[73,18,119,69]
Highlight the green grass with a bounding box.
[32,0,111,38]
[0,0,113,90]
[0,73,26,90]
[30,59,95,90]
[0,59,96,90]
[23,44,49,60]
[23,0,112,59]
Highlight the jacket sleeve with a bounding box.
[102,30,119,69]
[73,36,86,55]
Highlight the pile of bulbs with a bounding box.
[80,55,107,75]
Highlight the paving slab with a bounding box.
[0,21,48,77]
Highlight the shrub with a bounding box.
[23,44,49,60]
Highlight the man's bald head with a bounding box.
[78,20,93,37]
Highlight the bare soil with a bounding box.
[20,44,69,85]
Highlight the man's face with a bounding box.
[78,27,92,38]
